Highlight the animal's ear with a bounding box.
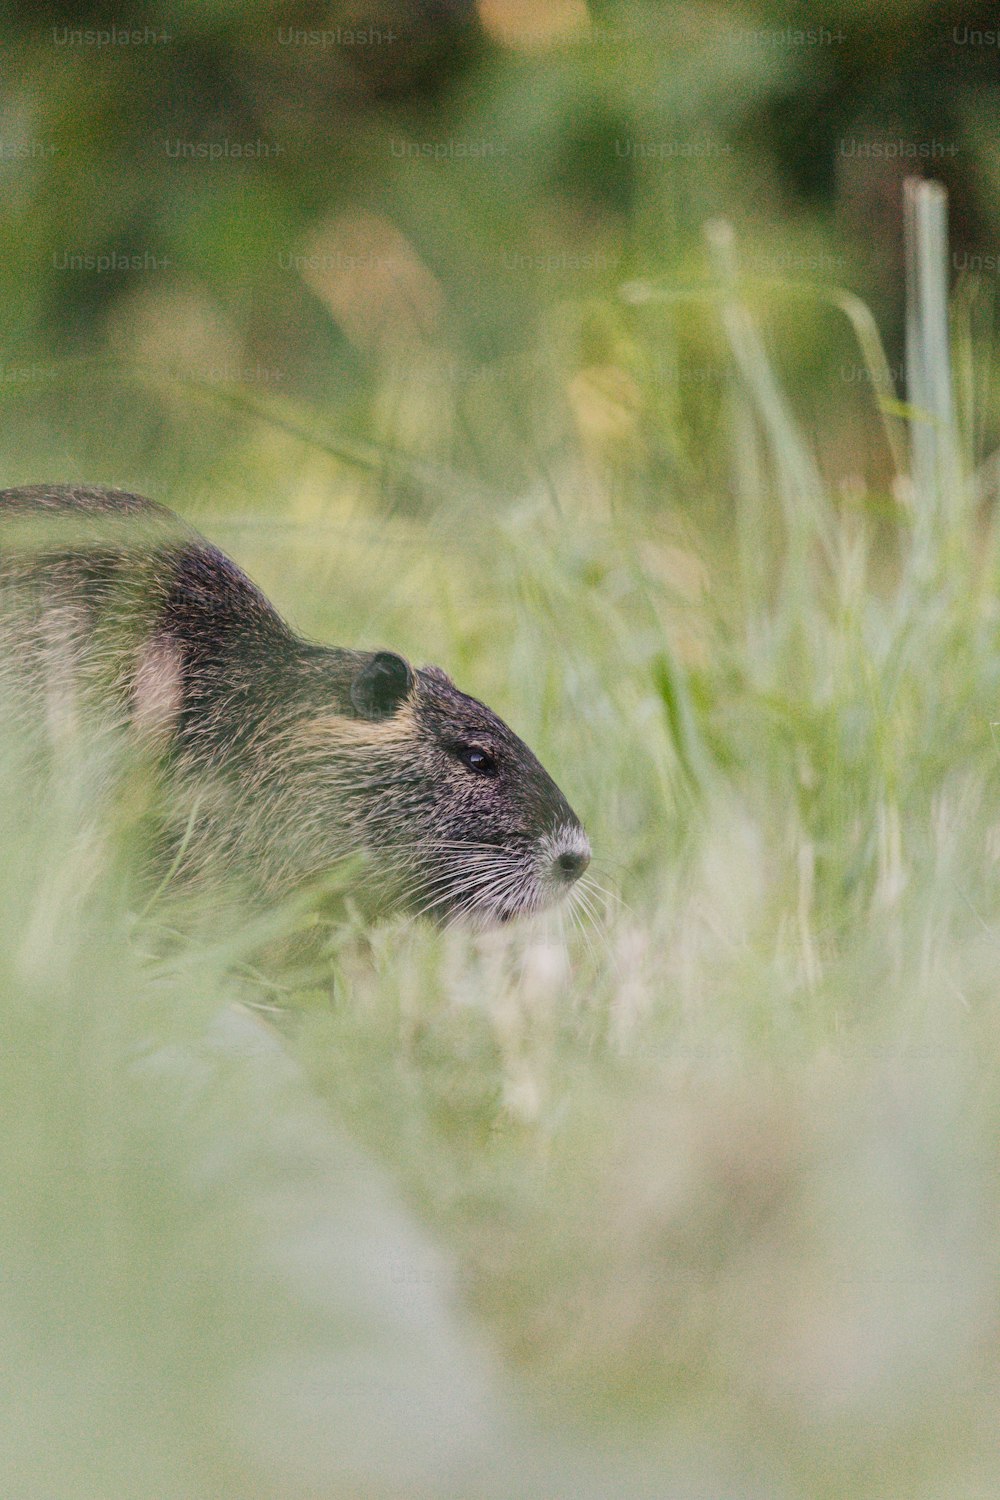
[350,651,414,720]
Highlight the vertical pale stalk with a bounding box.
[903,177,964,586]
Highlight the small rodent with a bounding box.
[0,484,590,924]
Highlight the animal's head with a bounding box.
[296,650,591,925]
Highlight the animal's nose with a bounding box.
[554,848,590,882]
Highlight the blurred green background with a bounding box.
[6,4,1000,1498]
[4,0,1000,503]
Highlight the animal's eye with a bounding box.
[455,744,498,776]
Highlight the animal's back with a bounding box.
[0,483,187,605]
[0,482,175,517]
[0,483,287,738]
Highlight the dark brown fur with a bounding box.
[0,485,590,923]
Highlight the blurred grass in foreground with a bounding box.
[4,184,1000,1497]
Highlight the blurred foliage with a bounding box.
[4,0,1000,505]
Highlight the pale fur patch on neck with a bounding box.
[132,635,184,746]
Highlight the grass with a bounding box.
[5,183,1000,1497]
